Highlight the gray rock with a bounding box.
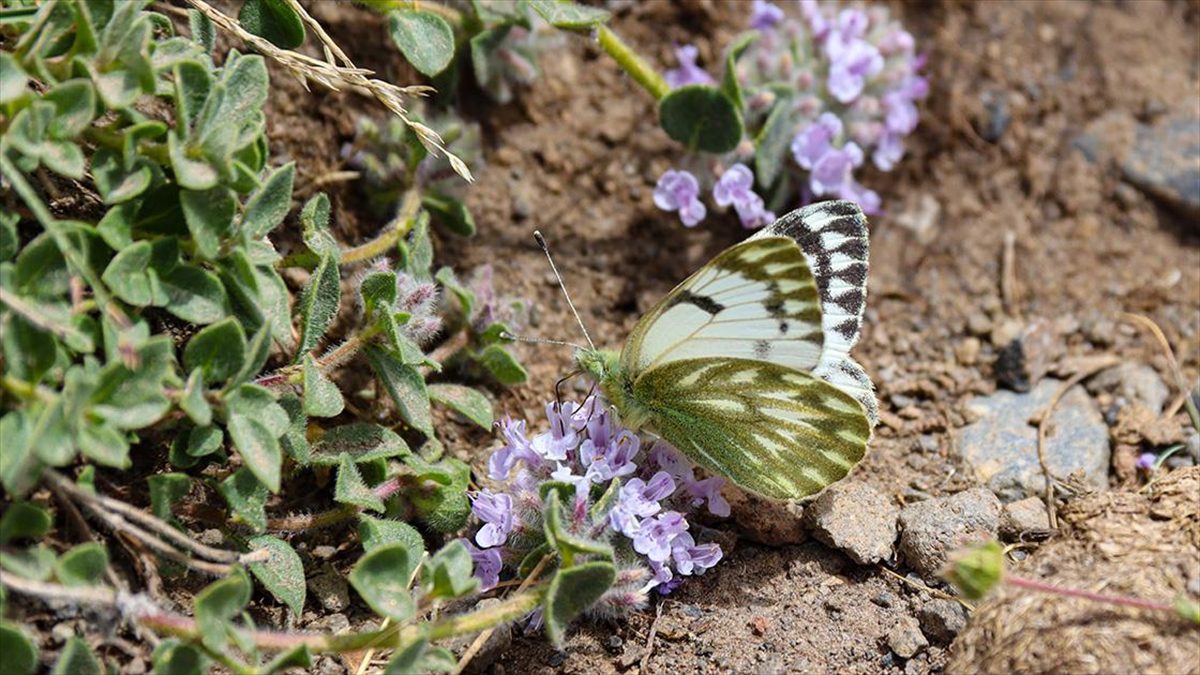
[918,599,968,643]
[999,496,1052,540]
[727,488,808,545]
[887,616,929,659]
[1071,111,1137,166]
[1123,113,1200,219]
[898,487,1001,578]
[806,482,899,565]
[1087,363,1170,415]
[307,564,350,612]
[993,320,1064,392]
[957,379,1110,501]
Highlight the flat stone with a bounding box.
[898,487,1001,578]
[918,599,968,644]
[806,482,899,565]
[1087,363,1170,415]
[957,379,1110,501]
[1123,113,1200,219]
[307,564,350,612]
[999,496,1052,540]
[887,616,929,659]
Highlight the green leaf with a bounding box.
[219,468,268,532]
[423,193,476,236]
[228,414,282,492]
[0,544,56,581]
[158,264,230,325]
[422,540,478,600]
[943,540,1005,601]
[169,130,220,190]
[148,473,191,520]
[309,423,409,466]
[186,424,224,457]
[359,271,397,317]
[334,454,385,512]
[0,53,29,105]
[180,369,212,427]
[543,495,613,565]
[754,95,795,188]
[357,516,424,554]
[102,239,156,306]
[181,185,237,258]
[188,9,216,55]
[478,344,528,385]
[543,561,616,646]
[54,542,108,587]
[399,212,433,279]
[293,253,340,362]
[0,411,43,497]
[365,345,433,435]
[659,85,743,153]
[384,634,431,675]
[252,264,293,352]
[92,148,152,203]
[184,317,246,383]
[406,457,470,532]
[0,502,52,545]
[239,0,306,49]
[277,395,311,465]
[0,622,38,675]
[349,542,420,620]
[76,422,131,468]
[526,0,610,29]
[428,384,493,429]
[720,32,756,114]
[0,208,18,261]
[388,10,454,77]
[248,535,306,615]
[44,79,97,139]
[194,568,252,651]
[152,639,208,675]
[241,162,295,239]
[300,192,339,259]
[302,355,344,418]
[52,636,102,675]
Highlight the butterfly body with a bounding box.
[574,201,876,500]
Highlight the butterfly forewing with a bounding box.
[633,358,871,499]
[621,236,826,375]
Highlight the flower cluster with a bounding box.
[466,399,726,604]
[653,0,927,227]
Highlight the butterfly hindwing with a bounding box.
[621,236,826,375]
[633,357,871,499]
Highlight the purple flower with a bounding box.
[810,142,863,195]
[713,164,775,229]
[632,511,687,563]
[799,0,829,39]
[838,179,881,215]
[465,541,503,591]
[653,170,707,227]
[873,131,904,171]
[471,489,514,547]
[609,471,676,536]
[749,0,785,30]
[1136,452,1157,471]
[664,45,715,88]
[581,428,639,482]
[827,39,883,103]
[489,417,538,480]
[687,476,732,517]
[671,532,723,575]
[883,91,920,135]
[791,113,843,170]
[648,559,680,595]
[530,402,580,462]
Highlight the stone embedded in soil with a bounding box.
[898,487,1001,578]
[1086,362,1170,414]
[1071,110,1137,167]
[806,482,899,565]
[1122,113,1200,219]
[992,319,1064,393]
[307,563,350,612]
[918,599,968,644]
[957,378,1110,502]
[999,496,1052,540]
[887,616,929,659]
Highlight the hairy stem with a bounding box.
[1005,574,1178,614]
[279,187,423,269]
[597,26,669,99]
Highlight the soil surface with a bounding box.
[12,1,1200,673]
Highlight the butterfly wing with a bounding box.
[754,200,877,424]
[632,357,871,499]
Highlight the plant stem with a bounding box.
[1005,574,1178,614]
[85,125,170,165]
[278,187,423,269]
[597,26,669,100]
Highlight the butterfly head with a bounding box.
[573,347,620,383]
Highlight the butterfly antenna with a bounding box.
[498,331,585,351]
[534,231,596,350]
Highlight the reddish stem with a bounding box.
[1005,574,1176,613]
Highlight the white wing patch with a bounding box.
[623,237,826,375]
[754,200,877,425]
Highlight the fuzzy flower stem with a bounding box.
[0,571,546,655]
[1004,574,1179,614]
[597,26,669,99]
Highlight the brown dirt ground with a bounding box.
[11,0,1200,673]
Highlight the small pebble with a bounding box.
[888,616,929,659]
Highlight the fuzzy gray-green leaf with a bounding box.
[544,561,616,646]
[54,542,108,587]
[181,185,236,258]
[184,317,246,384]
[241,162,295,239]
[365,345,433,435]
[293,253,340,362]
[228,414,281,493]
[52,636,102,675]
[428,384,492,429]
[334,454,385,512]
[248,535,306,614]
[310,423,409,466]
[659,85,743,153]
[219,468,268,532]
[349,542,420,620]
[388,10,454,77]
[0,622,38,675]
[302,354,344,418]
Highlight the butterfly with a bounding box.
[571,200,877,500]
